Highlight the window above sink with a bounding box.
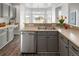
[24,5,52,23]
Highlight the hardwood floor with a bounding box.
[0,35,20,56]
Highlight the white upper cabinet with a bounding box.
[10,6,16,19]
[0,3,16,19]
[0,4,2,17]
[10,5,13,18]
[3,4,9,18]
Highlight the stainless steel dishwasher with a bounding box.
[20,31,36,53]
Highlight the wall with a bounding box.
[55,3,69,23]
[52,5,55,23]
[69,3,79,26]
[20,4,25,29]
[61,4,69,23]
[20,3,56,29]
[20,3,70,29]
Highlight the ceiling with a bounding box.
[11,3,20,5]
[11,3,57,9]
[25,3,56,8]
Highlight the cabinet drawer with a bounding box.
[47,31,58,36]
[22,32,35,35]
[38,36,46,40]
[47,36,57,40]
[37,31,58,36]
[69,41,79,55]
[37,31,48,36]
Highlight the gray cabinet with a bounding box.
[59,33,69,56]
[37,31,58,52]
[69,41,79,56]
[48,36,58,52]
[69,48,77,56]
[37,36,47,52]
[21,32,36,53]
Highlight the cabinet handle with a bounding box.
[72,46,78,52]
[65,44,68,48]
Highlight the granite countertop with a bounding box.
[21,26,57,32]
[21,25,79,48]
[56,27,79,48]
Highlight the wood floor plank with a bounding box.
[0,35,20,56]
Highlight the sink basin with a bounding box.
[38,26,56,30]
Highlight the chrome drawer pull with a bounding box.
[65,44,68,48]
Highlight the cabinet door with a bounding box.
[27,32,36,53]
[3,4,9,18]
[10,6,13,18]
[0,4,2,17]
[48,36,58,52]
[0,29,7,49]
[37,36,47,52]
[13,7,16,18]
[8,27,14,42]
[59,37,61,54]
[59,38,68,56]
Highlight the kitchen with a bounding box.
[0,3,79,56]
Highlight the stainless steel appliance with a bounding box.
[20,31,36,53]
